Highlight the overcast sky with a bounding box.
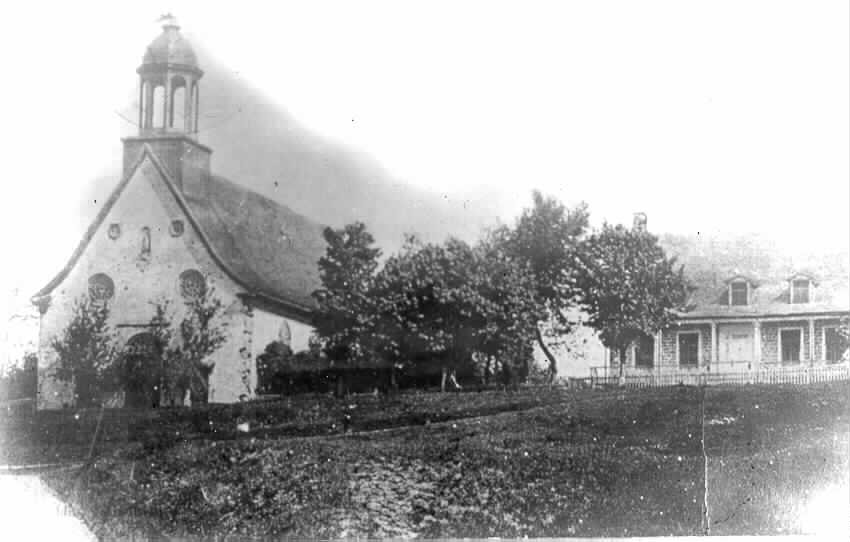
[1,0,848,303]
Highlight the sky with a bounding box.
[0,0,848,324]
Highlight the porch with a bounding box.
[591,314,849,386]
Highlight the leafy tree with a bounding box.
[500,191,589,381]
[312,222,382,395]
[0,351,37,402]
[50,297,119,407]
[256,341,294,395]
[370,235,542,390]
[573,223,692,377]
[313,222,382,365]
[148,287,226,406]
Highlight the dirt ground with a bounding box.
[30,382,850,539]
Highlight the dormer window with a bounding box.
[787,273,816,304]
[791,279,810,304]
[730,281,748,306]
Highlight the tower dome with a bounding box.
[135,15,203,135]
[141,15,199,69]
[123,15,212,201]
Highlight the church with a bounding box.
[32,17,327,409]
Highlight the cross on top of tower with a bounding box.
[157,13,179,30]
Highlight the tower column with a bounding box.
[184,77,193,132]
[194,83,200,133]
[138,76,144,131]
[163,74,172,129]
[144,81,154,129]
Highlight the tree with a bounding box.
[0,351,37,402]
[255,341,294,395]
[50,297,119,407]
[370,235,543,390]
[312,222,382,395]
[500,191,589,381]
[573,223,692,377]
[149,288,227,406]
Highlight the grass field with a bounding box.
[17,383,850,538]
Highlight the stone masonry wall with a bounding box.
[37,157,253,408]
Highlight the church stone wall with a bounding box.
[247,308,315,394]
[37,157,252,408]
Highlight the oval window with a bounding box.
[179,269,207,300]
[88,273,115,302]
[169,220,185,237]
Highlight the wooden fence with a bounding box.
[590,363,850,389]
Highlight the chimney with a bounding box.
[633,212,647,233]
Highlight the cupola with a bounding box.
[122,15,212,200]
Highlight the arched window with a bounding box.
[179,269,207,300]
[88,273,115,302]
[140,227,151,259]
[170,76,187,129]
[192,83,199,132]
[278,320,292,346]
[152,85,165,128]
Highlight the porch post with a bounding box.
[753,321,762,368]
[808,319,816,365]
[710,322,717,372]
[656,329,662,372]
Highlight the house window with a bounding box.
[780,329,802,364]
[678,332,699,367]
[179,269,207,300]
[824,327,848,363]
[791,280,810,304]
[88,273,115,302]
[634,334,655,368]
[730,281,748,306]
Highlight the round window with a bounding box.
[169,220,185,237]
[179,269,207,300]
[88,273,115,302]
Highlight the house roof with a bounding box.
[33,146,327,320]
[659,233,849,320]
[679,272,848,320]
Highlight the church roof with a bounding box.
[185,175,326,311]
[32,147,327,320]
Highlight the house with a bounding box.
[602,236,849,377]
[31,17,327,408]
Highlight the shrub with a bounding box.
[0,352,37,402]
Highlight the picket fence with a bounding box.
[589,363,850,389]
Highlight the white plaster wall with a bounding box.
[533,322,607,379]
[248,308,316,393]
[37,157,250,408]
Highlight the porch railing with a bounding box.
[589,363,850,388]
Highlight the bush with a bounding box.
[0,352,37,402]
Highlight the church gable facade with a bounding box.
[33,18,323,409]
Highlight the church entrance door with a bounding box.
[123,332,163,409]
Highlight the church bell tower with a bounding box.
[123,15,212,199]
